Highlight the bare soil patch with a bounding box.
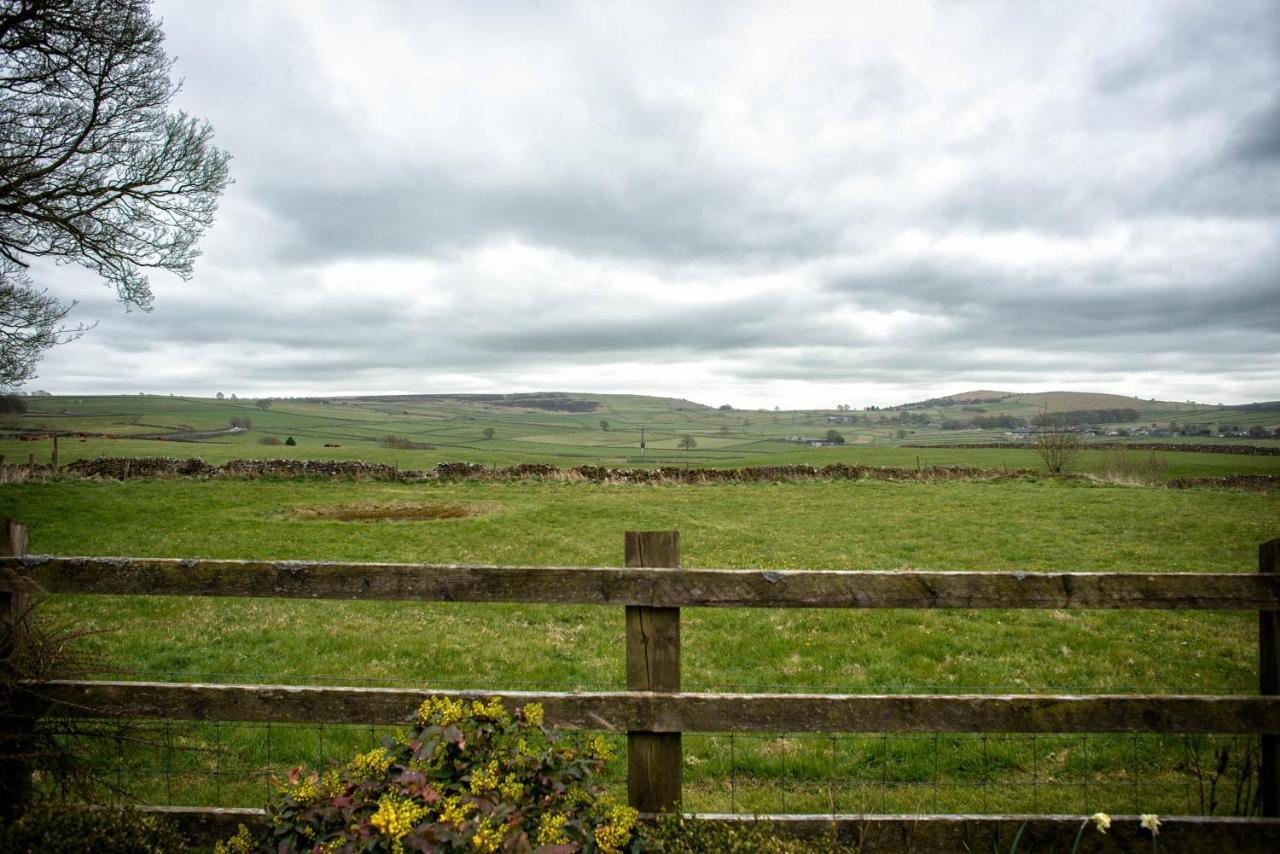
[288,501,493,522]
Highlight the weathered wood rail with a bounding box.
[3,524,1280,850]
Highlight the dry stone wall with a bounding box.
[59,456,1033,484]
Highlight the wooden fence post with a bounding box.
[625,531,681,814]
[1,519,31,819]
[1261,538,1279,817]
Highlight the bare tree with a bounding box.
[1032,427,1082,473]
[678,434,697,450]
[0,260,85,386]
[0,0,231,388]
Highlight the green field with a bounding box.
[3,392,1278,478]
[3,476,1277,815]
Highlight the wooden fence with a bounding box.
[3,523,1280,850]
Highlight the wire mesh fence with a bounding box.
[46,707,1263,817]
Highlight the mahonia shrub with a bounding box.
[0,801,188,853]
[218,697,637,853]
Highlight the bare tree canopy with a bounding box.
[0,0,231,388]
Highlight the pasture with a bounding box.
[3,392,1279,478]
[3,475,1276,815]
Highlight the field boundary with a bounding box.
[904,441,1280,456]
[4,524,1280,850]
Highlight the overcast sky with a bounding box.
[28,0,1280,408]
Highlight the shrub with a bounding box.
[0,801,187,852]
[257,436,281,446]
[378,434,436,450]
[1098,448,1168,484]
[284,436,296,446]
[221,698,636,853]
[1031,428,1082,473]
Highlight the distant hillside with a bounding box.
[339,392,712,413]
[1003,391,1208,414]
[938,390,1013,403]
[897,390,1208,414]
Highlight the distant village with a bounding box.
[783,406,1279,446]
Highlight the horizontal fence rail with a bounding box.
[136,807,1280,850]
[32,680,1280,734]
[4,555,1279,609]
[4,525,1280,851]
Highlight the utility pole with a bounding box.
[640,427,646,461]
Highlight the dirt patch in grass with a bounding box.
[289,501,493,522]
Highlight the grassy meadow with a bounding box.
[4,392,1278,475]
[3,475,1277,815]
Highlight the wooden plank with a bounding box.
[0,520,31,821]
[1262,538,1280,816]
[692,813,1280,853]
[142,806,1280,852]
[33,681,1280,734]
[626,531,682,814]
[4,556,1278,609]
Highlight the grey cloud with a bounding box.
[1232,98,1280,163]
[255,162,835,268]
[827,248,1280,335]
[28,1,1280,405]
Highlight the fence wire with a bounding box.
[47,715,1263,818]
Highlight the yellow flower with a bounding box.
[369,794,429,844]
[1090,812,1111,833]
[498,773,524,801]
[418,695,465,727]
[321,769,343,797]
[289,772,322,803]
[469,696,509,722]
[470,820,505,853]
[587,735,614,761]
[438,796,473,826]
[523,703,545,727]
[349,746,393,779]
[1140,814,1161,835]
[594,804,638,854]
[213,824,254,854]
[536,812,568,846]
[470,759,501,795]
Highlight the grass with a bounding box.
[5,393,1277,475]
[4,476,1275,815]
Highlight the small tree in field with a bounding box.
[599,419,609,431]
[255,398,272,410]
[1032,427,1082,473]
[678,434,697,451]
[482,427,495,440]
